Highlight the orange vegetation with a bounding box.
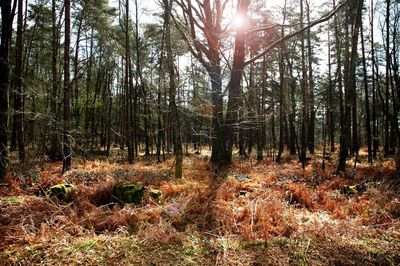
[0,154,399,264]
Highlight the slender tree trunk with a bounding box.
[134,0,150,157]
[256,74,263,161]
[124,0,133,164]
[209,65,224,164]
[238,93,246,157]
[306,0,315,154]
[352,7,359,156]
[14,0,25,162]
[286,54,297,155]
[84,30,94,136]
[157,30,166,163]
[257,56,267,161]
[337,0,363,173]
[384,0,391,156]
[63,0,72,173]
[391,7,400,170]
[277,0,287,163]
[106,76,112,158]
[73,16,83,129]
[164,0,182,178]
[48,0,62,161]
[327,29,335,153]
[271,91,276,159]
[361,24,372,164]
[247,60,256,157]
[322,110,327,170]
[370,0,378,158]
[333,0,344,131]
[300,0,308,168]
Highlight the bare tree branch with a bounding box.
[245,0,350,66]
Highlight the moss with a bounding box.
[0,197,20,204]
[76,239,97,251]
[294,250,308,266]
[241,240,267,250]
[48,184,76,201]
[150,189,162,200]
[113,184,146,204]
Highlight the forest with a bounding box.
[0,0,399,264]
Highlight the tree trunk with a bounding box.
[306,0,315,154]
[370,0,378,158]
[257,56,267,161]
[14,0,25,162]
[124,0,133,164]
[48,0,62,161]
[63,0,72,173]
[360,24,372,164]
[327,29,335,153]
[0,0,14,182]
[333,0,344,132]
[337,0,363,173]
[300,0,308,168]
[277,0,287,163]
[164,0,182,178]
[247,61,256,157]
[223,0,250,164]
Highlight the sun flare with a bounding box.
[232,14,245,29]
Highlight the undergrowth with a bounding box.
[1,153,399,265]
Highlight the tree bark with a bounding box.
[327,29,335,153]
[223,0,250,164]
[360,23,372,164]
[277,0,287,163]
[165,0,182,178]
[306,0,315,154]
[370,0,378,158]
[300,0,308,168]
[14,0,25,162]
[0,0,14,181]
[48,0,62,161]
[124,0,133,164]
[337,0,363,173]
[63,0,72,173]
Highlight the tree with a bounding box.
[306,0,315,155]
[0,0,15,182]
[360,21,372,164]
[122,0,133,164]
[175,0,226,165]
[164,0,183,178]
[276,0,288,163]
[48,0,62,161]
[223,0,251,164]
[63,0,72,172]
[337,0,363,173]
[11,0,25,162]
[299,0,308,168]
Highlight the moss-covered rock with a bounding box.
[149,189,162,202]
[149,189,162,199]
[340,183,367,195]
[340,185,357,195]
[48,184,76,201]
[113,184,146,204]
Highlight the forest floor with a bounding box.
[1,149,400,265]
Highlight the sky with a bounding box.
[92,0,385,74]
[110,0,289,24]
